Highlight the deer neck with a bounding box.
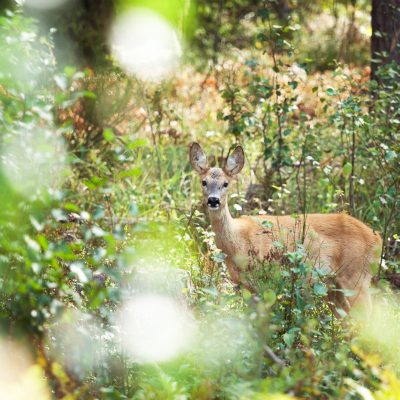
[209,203,237,254]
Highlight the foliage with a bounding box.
[193,0,371,71]
[0,3,399,400]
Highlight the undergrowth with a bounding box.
[0,6,399,400]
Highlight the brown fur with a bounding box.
[189,143,382,316]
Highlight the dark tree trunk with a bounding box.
[0,0,15,13]
[25,0,115,69]
[371,0,400,80]
[273,0,291,22]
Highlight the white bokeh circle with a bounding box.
[109,8,182,81]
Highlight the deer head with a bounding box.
[189,142,244,211]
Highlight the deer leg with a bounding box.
[335,274,372,318]
[327,281,352,318]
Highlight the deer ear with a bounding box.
[224,146,244,176]
[189,142,209,174]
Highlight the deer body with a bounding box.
[189,143,381,315]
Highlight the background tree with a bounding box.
[26,0,115,68]
[0,0,15,13]
[371,0,400,80]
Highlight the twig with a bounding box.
[349,115,356,215]
[264,345,285,367]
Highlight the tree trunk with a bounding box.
[273,0,291,22]
[0,0,15,13]
[26,0,115,69]
[371,0,400,80]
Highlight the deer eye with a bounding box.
[223,182,229,188]
[202,180,207,187]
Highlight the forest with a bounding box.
[0,0,399,398]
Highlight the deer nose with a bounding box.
[207,197,220,208]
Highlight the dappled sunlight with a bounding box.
[123,257,189,297]
[109,7,182,81]
[45,309,110,376]
[0,339,50,400]
[0,14,55,88]
[117,294,196,363]
[0,126,69,199]
[357,295,400,367]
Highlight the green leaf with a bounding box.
[211,252,226,263]
[70,262,89,283]
[24,235,41,252]
[336,308,347,318]
[283,332,295,347]
[233,204,242,211]
[263,289,276,306]
[339,288,357,297]
[83,176,107,190]
[314,282,328,296]
[93,206,105,220]
[103,128,115,142]
[92,226,106,237]
[83,90,96,99]
[36,235,48,251]
[261,220,273,229]
[54,74,68,90]
[31,262,42,274]
[326,87,335,96]
[128,138,147,149]
[343,162,352,178]
[243,289,252,301]
[129,202,139,216]
[273,241,284,249]
[63,203,80,212]
[118,167,142,179]
[30,216,44,231]
[89,291,106,309]
[64,66,76,78]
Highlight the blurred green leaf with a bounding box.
[313,282,328,296]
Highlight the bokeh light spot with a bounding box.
[0,126,69,199]
[109,8,182,81]
[117,294,195,363]
[45,309,109,376]
[0,339,51,400]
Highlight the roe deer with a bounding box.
[189,142,382,316]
